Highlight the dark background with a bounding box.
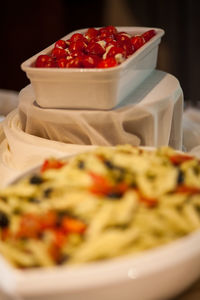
[0,0,200,104]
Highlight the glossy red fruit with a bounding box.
[81,54,100,68]
[99,25,117,39]
[131,35,145,50]
[70,50,84,58]
[99,31,115,40]
[57,58,67,68]
[106,46,125,58]
[142,29,156,42]
[46,60,57,68]
[119,39,135,57]
[55,39,67,49]
[115,33,131,44]
[97,57,117,68]
[115,34,135,56]
[66,57,83,68]
[51,47,67,59]
[105,40,119,48]
[69,40,87,53]
[84,27,98,41]
[86,41,105,56]
[104,36,114,44]
[104,25,118,35]
[117,31,131,36]
[70,33,88,44]
[35,55,55,68]
[34,26,155,69]
[89,35,103,43]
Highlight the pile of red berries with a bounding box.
[35,26,156,69]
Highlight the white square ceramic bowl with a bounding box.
[21,27,164,110]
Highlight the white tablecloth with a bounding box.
[0,70,184,187]
[19,70,183,148]
[183,107,200,157]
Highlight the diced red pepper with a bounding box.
[140,196,157,207]
[169,154,193,166]
[48,243,61,262]
[1,228,10,241]
[16,212,59,239]
[114,182,129,195]
[40,211,58,230]
[16,214,42,239]
[175,185,200,195]
[61,217,87,234]
[89,172,113,195]
[137,191,157,207]
[89,172,129,197]
[51,228,67,248]
[41,158,66,172]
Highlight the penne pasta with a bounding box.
[0,145,199,268]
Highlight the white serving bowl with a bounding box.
[21,27,164,110]
[0,230,200,300]
[1,152,200,300]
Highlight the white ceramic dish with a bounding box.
[1,151,200,300]
[0,227,200,300]
[21,27,164,110]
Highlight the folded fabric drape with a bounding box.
[0,70,183,187]
[0,111,96,186]
[19,70,183,149]
[183,107,200,157]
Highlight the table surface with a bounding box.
[1,277,200,300]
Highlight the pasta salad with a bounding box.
[0,145,200,269]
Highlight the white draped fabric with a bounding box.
[0,70,184,187]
